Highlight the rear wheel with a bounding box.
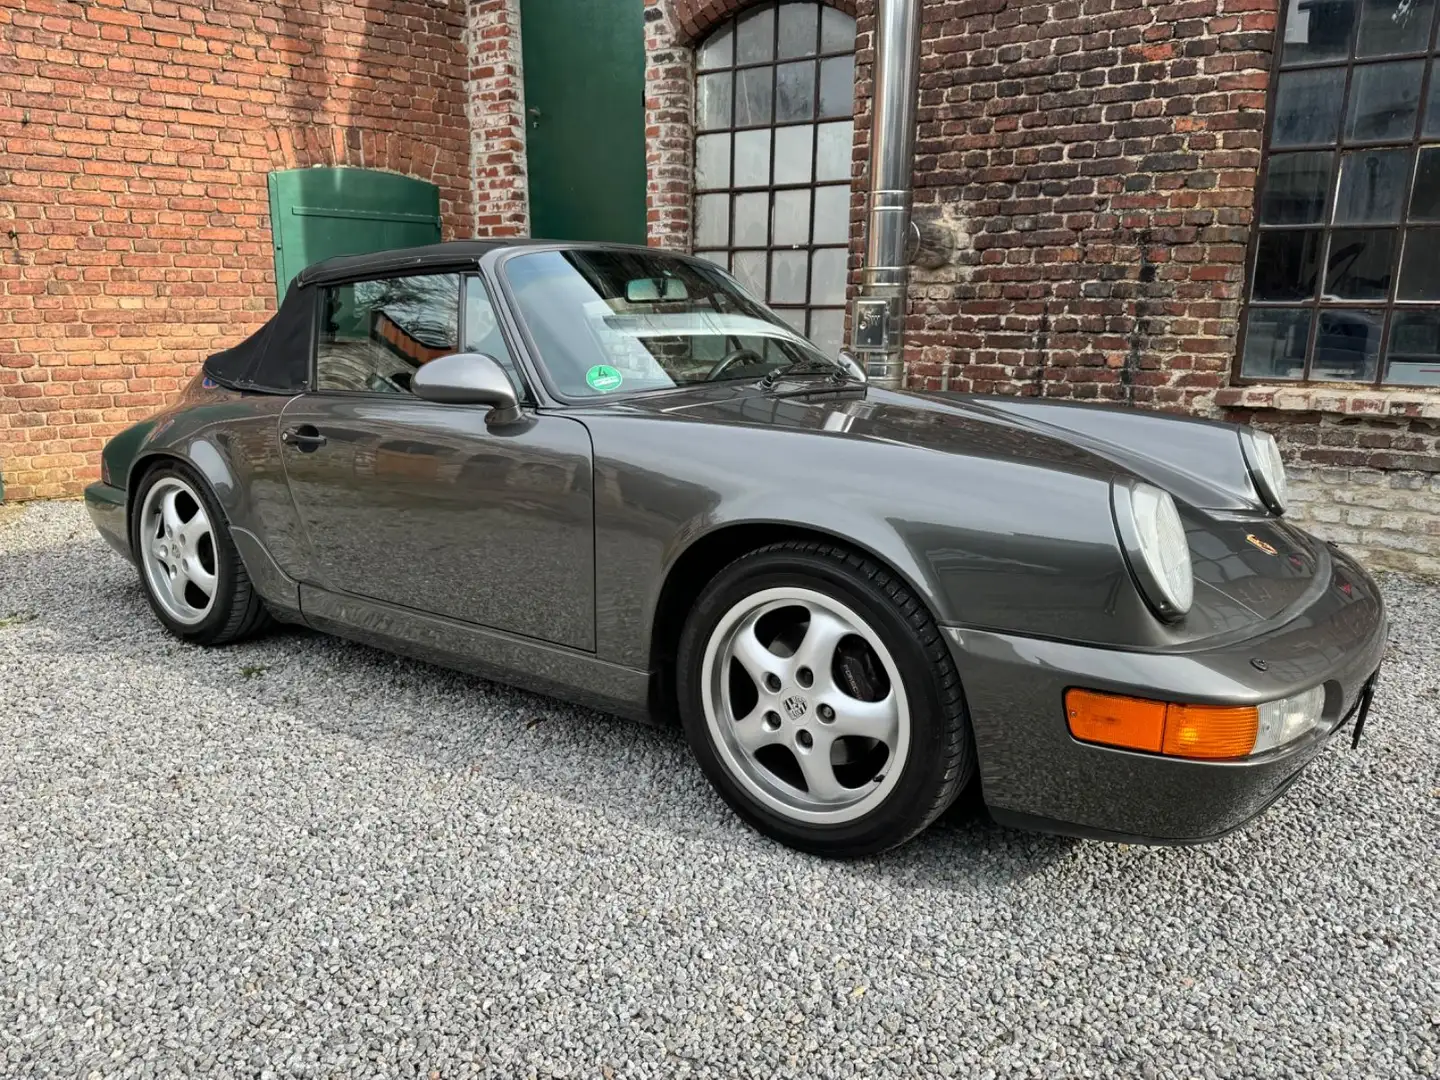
[131,462,271,646]
[677,541,974,857]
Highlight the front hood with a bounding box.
[615,382,1317,628]
[631,383,1259,511]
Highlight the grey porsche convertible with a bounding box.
[85,240,1387,856]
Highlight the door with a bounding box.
[267,168,442,300]
[520,0,646,243]
[278,272,596,651]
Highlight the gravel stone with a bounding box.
[1,500,1437,1078]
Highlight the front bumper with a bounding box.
[85,481,132,561]
[946,543,1388,843]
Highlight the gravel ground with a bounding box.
[1,500,1437,1079]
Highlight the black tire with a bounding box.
[677,540,975,857]
[130,460,272,646]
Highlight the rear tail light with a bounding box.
[1066,686,1325,760]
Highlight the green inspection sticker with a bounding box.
[585,364,624,393]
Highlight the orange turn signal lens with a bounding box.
[1160,703,1259,759]
[1065,690,1166,754]
[1066,690,1259,760]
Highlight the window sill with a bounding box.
[1216,385,1440,420]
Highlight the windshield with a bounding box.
[502,249,841,397]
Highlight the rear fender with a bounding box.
[124,398,303,615]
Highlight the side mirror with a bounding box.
[412,352,521,422]
[836,349,868,385]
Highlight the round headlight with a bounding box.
[1113,481,1194,619]
[1240,428,1288,514]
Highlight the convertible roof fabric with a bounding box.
[201,280,316,394]
[199,239,653,394]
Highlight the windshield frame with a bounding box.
[489,244,843,406]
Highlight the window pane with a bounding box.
[810,248,848,305]
[1313,309,1383,381]
[1399,226,1440,298]
[697,72,732,131]
[1260,151,1335,224]
[1242,308,1312,379]
[1424,62,1440,135]
[698,24,733,71]
[1334,148,1411,223]
[819,55,855,118]
[1346,59,1424,141]
[813,184,851,243]
[1323,228,1397,298]
[820,6,854,52]
[773,124,815,185]
[734,128,770,187]
[696,133,731,189]
[776,307,807,334]
[1271,68,1346,147]
[1385,309,1440,383]
[736,4,774,64]
[1410,145,1440,219]
[776,60,816,123]
[773,188,811,246]
[736,66,773,127]
[1282,0,1355,64]
[694,193,729,248]
[777,3,818,58]
[816,121,853,181]
[1356,0,1435,56]
[694,250,728,268]
[1253,230,1324,300]
[771,251,808,303]
[732,250,767,298]
[810,308,845,356]
[734,191,769,246]
[462,278,519,388]
[318,274,459,393]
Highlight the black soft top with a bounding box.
[201,238,658,393]
[201,240,518,394]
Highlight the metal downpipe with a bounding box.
[851,0,922,390]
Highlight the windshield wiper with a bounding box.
[760,358,857,391]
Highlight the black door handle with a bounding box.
[282,425,327,452]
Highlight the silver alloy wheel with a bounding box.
[701,586,911,825]
[138,477,219,627]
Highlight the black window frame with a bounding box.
[1238,0,1440,388]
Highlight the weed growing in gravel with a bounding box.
[0,611,36,629]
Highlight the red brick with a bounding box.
[0,0,472,497]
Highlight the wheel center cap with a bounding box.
[781,691,809,721]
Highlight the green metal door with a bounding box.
[521,0,646,244]
[267,168,442,299]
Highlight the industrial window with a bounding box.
[1242,0,1440,386]
[691,1,856,357]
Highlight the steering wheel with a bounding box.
[707,347,766,381]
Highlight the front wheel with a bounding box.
[131,462,271,646]
[677,541,975,857]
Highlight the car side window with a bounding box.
[316,273,460,394]
[461,276,525,395]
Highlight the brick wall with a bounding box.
[1219,387,1440,573]
[893,0,1272,412]
[466,0,527,236]
[0,0,472,500]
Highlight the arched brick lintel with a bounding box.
[266,124,444,185]
[671,0,858,49]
